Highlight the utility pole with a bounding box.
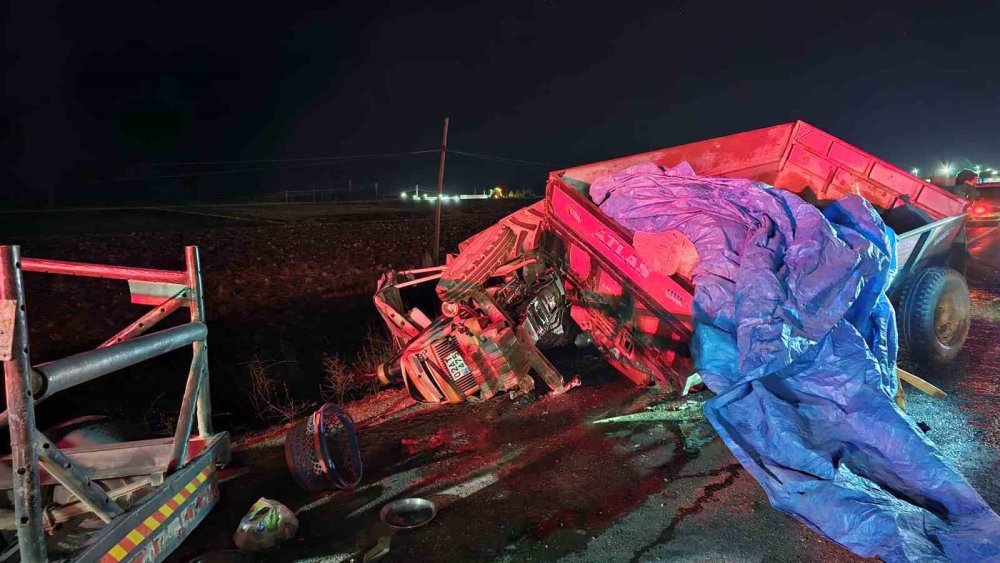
[374,181,379,200]
[348,179,353,200]
[432,117,450,262]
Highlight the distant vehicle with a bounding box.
[969,182,1000,224]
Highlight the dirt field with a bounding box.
[0,200,530,435]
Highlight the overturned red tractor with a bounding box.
[374,121,973,404]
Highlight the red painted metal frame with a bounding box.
[20,258,188,285]
[554,120,968,220]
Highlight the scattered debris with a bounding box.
[592,399,706,425]
[681,372,703,396]
[285,403,363,491]
[678,419,717,453]
[233,498,299,552]
[896,367,947,398]
[362,535,391,562]
[189,549,257,563]
[379,497,438,529]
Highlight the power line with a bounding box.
[115,150,438,181]
[114,147,558,181]
[450,150,555,167]
[141,149,438,167]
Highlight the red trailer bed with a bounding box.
[546,121,972,372]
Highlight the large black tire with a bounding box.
[898,267,971,363]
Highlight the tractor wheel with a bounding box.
[898,267,971,363]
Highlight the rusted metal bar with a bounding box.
[186,246,213,438]
[35,433,124,523]
[398,265,447,275]
[0,246,47,562]
[99,297,186,348]
[20,257,188,285]
[394,272,444,289]
[168,344,206,471]
[35,322,207,398]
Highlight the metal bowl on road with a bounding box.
[379,497,437,529]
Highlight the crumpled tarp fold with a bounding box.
[590,162,1000,562]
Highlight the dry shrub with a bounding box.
[320,355,379,404]
[142,392,178,436]
[245,355,313,421]
[320,325,391,404]
[356,325,395,377]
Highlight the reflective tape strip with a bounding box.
[100,468,212,563]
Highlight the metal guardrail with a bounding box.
[0,245,221,562]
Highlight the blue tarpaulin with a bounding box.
[590,162,1000,562]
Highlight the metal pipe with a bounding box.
[35,322,207,398]
[168,344,206,471]
[35,433,123,523]
[99,298,185,348]
[0,246,47,562]
[186,246,213,438]
[20,257,188,285]
[398,265,447,275]
[394,272,444,289]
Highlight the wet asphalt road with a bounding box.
[176,225,1000,562]
[908,224,1000,520]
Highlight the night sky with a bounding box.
[4,1,999,205]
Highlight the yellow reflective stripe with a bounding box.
[108,544,128,561]
[126,529,145,545]
[105,466,216,561]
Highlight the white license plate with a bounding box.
[443,351,472,382]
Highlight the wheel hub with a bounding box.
[934,290,969,346]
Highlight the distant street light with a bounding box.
[910,168,920,175]
[940,164,953,175]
